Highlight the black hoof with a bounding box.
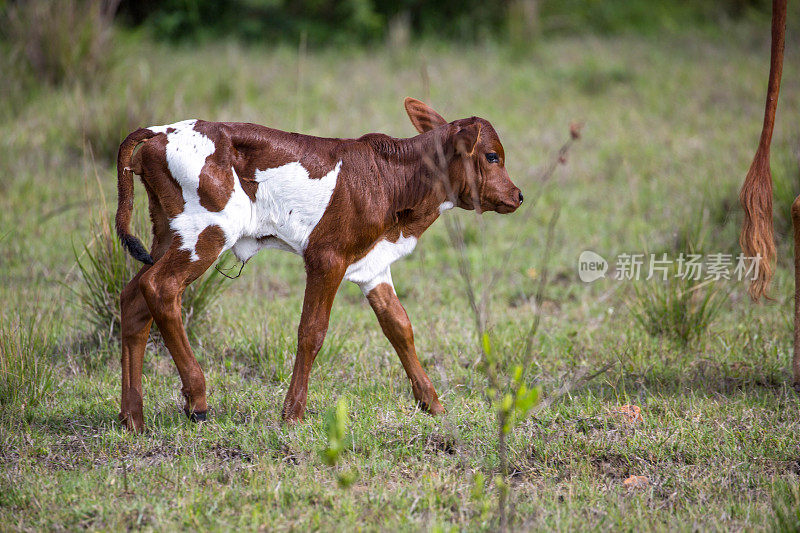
[792,382,800,395]
[185,410,207,423]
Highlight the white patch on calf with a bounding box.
[151,120,253,261]
[158,121,225,261]
[229,162,340,261]
[229,236,261,262]
[438,201,455,213]
[231,235,297,262]
[359,267,393,295]
[154,117,342,263]
[346,233,417,294]
[147,119,197,135]
[251,161,341,254]
[169,162,254,262]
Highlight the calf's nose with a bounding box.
[518,191,524,205]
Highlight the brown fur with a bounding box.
[739,0,787,301]
[116,128,160,264]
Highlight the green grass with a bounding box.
[0,312,55,409]
[631,275,728,345]
[2,24,800,530]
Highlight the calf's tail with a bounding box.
[116,128,157,265]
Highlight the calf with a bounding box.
[115,98,523,432]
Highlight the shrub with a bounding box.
[631,275,727,345]
[76,95,157,167]
[116,0,773,45]
[0,312,56,409]
[637,211,731,344]
[1,0,119,87]
[74,216,232,343]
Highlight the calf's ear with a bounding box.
[453,122,481,156]
[404,97,447,133]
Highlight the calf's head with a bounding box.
[405,97,523,214]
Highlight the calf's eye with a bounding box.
[485,152,500,163]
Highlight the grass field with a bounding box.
[2,23,800,530]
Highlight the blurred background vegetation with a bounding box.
[0,0,780,86]
[114,0,773,44]
[0,0,786,145]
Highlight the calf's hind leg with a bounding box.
[119,266,154,432]
[139,226,225,422]
[119,198,175,432]
[792,196,800,391]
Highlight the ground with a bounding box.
[1,25,800,530]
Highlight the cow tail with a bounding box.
[116,128,157,265]
[739,0,787,300]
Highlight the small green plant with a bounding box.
[320,399,348,466]
[438,126,582,531]
[481,336,541,526]
[0,313,56,409]
[631,276,727,344]
[320,398,357,488]
[491,359,541,435]
[470,472,491,521]
[770,479,800,533]
[74,217,232,343]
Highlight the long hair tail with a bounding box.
[739,0,787,300]
[115,128,157,265]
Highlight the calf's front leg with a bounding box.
[282,258,345,423]
[366,280,444,415]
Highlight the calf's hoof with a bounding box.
[118,411,144,433]
[281,402,306,425]
[185,409,207,423]
[282,415,303,426]
[417,398,445,416]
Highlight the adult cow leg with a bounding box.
[366,281,444,415]
[791,195,800,392]
[282,256,345,423]
[139,227,224,423]
[119,266,154,432]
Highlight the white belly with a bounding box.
[242,161,342,257]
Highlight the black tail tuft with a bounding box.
[120,234,155,265]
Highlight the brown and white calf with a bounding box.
[115,98,522,431]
